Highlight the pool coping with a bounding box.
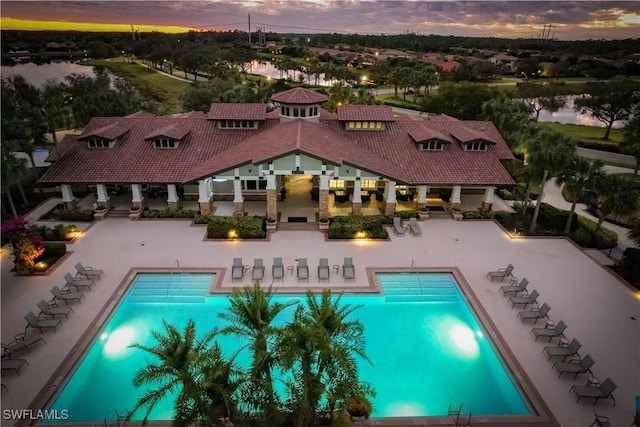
[24,267,559,427]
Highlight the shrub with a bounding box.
[571,216,618,248]
[577,139,621,153]
[39,224,77,241]
[328,215,389,239]
[538,203,577,233]
[619,248,640,288]
[202,216,266,239]
[49,208,94,221]
[462,210,496,220]
[141,208,198,219]
[497,188,513,200]
[395,210,417,219]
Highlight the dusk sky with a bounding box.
[1,1,639,40]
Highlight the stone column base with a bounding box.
[168,200,180,210]
[96,200,111,210]
[481,201,492,211]
[199,201,212,215]
[63,200,77,210]
[417,202,427,210]
[131,200,145,210]
[319,189,329,221]
[352,202,362,215]
[449,202,461,210]
[383,201,396,216]
[233,202,245,217]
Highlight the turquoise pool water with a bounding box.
[46,272,531,422]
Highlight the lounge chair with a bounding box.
[590,410,611,427]
[509,289,539,308]
[553,354,595,379]
[231,258,244,281]
[37,299,73,319]
[517,302,550,323]
[409,217,422,236]
[543,338,582,361]
[343,257,355,281]
[570,377,617,406]
[297,258,309,282]
[318,258,330,281]
[24,311,61,333]
[64,272,95,291]
[2,334,46,356]
[487,263,514,282]
[75,262,104,279]
[1,357,28,375]
[392,217,406,235]
[50,285,84,304]
[500,277,529,296]
[272,257,284,281]
[531,320,567,342]
[252,258,265,281]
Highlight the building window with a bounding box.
[329,179,345,189]
[153,138,177,148]
[219,121,257,129]
[420,140,443,151]
[345,121,384,130]
[361,180,377,190]
[347,122,355,129]
[293,108,299,118]
[362,122,369,129]
[87,138,110,148]
[465,141,488,151]
[312,106,318,116]
[355,122,362,129]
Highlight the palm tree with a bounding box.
[628,217,640,248]
[40,81,72,144]
[555,157,605,233]
[219,282,294,422]
[593,175,640,235]
[276,290,370,426]
[128,319,237,426]
[620,114,640,178]
[527,128,577,232]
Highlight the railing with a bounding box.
[600,246,625,263]
[103,408,128,427]
[167,259,181,298]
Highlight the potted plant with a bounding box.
[128,206,142,220]
[345,395,373,422]
[418,207,430,220]
[318,217,330,230]
[451,207,463,221]
[266,217,277,230]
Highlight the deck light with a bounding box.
[228,230,239,239]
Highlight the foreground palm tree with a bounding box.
[593,175,640,236]
[219,282,294,423]
[276,289,371,427]
[556,157,605,234]
[129,319,238,426]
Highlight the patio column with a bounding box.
[167,184,180,210]
[96,184,111,210]
[352,179,362,215]
[416,185,428,210]
[198,179,213,215]
[482,186,495,211]
[266,175,277,222]
[61,184,76,210]
[319,175,330,221]
[382,180,396,216]
[233,179,244,217]
[131,184,144,210]
[450,185,461,209]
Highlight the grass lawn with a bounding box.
[375,94,421,109]
[88,59,189,113]
[538,122,625,143]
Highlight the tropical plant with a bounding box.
[628,216,640,247]
[619,114,640,178]
[593,175,640,235]
[555,157,605,233]
[128,319,239,426]
[0,216,44,271]
[219,282,295,423]
[526,127,577,232]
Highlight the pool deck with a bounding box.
[1,215,639,426]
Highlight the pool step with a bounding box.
[129,275,211,304]
[382,275,460,303]
[385,294,459,303]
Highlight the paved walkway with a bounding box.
[1,211,638,427]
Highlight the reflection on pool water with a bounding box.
[46,272,531,422]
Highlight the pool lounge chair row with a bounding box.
[232,257,356,282]
[392,217,422,236]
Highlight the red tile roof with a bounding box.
[449,126,497,144]
[40,101,515,187]
[143,124,190,141]
[77,122,129,141]
[125,111,156,118]
[207,103,267,120]
[408,127,453,144]
[270,87,328,104]
[429,114,460,121]
[336,105,395,122]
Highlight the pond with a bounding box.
[535,95,625,129]
[249,60,336,86]
[0,61,96,87]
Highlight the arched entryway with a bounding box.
[279,175,317,223]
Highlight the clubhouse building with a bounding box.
[39,87,515,221]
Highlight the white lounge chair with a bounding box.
[553,354,595,379]
[487,263,514,282]
[570,377,617,406]
[297,258,309,282]
[64,272,95,291]
[318,258,330,281]
[24,311,61,333]
[50,285,84,304]
[517,302,550,323]
[2,334,46,356]
[392,217,406,235]
[531,320,567,342]
[543,338,582,361]
[252,258,265,281]
[75,262,104,279]
[231,258,244,281]
[343,257,355,281]
[37,299,73,319]
[409,217,422,235]
[509,289,539,308]
[500,277,529,296]
[272,257,284,281]
[0,357,28,375]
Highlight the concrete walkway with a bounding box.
[1,212,639,427]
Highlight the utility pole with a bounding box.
[248,13,251,46]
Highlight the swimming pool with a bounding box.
[45,271,532,422]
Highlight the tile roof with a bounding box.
[408,127,453,144]
[336,105,395,122]
[40,102,515,187]
[270,87,328,105]
[143,124,190,141]
[207,103,267,120]
[77,122,129,141]
[429,114,460,121]
[125,111,156,118]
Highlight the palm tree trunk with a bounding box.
[3,186,18,217]
[529,170,548,232]
[17,182,29,208]
[564,200,578,234]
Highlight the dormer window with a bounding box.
[464,141,488,151]
[219,120,257,129]
[87,138,112,149]
[420,140,444,151]
[153,138,178,149]
[280,105,319,120]
[346,121,384,130]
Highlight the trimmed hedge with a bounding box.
[573,216,618,249]
[538,203,578,233]
[395,210,418,219]
[577,139,621,154]
[328,215,389,239]
[45,207,94,221]
[197,215,266,239]
[33,242,68,270]
[38,224,77,241]
[141,208,199,218]
[462,210,496,220]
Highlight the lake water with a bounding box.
[0,61,96,87]
[536,95,625,129]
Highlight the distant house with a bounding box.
[46,41,77,51]
[488,54,519,72]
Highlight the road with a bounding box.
[577,147,636,168]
